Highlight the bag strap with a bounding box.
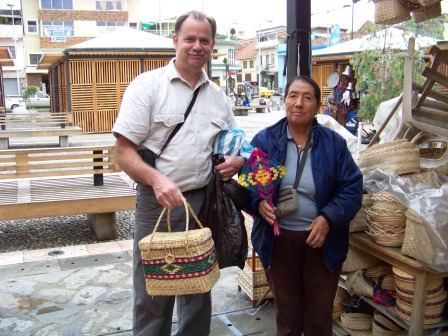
[148,198,204,251]
[155,86,201,159]
[292,131,312,190]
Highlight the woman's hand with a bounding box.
[306,215,330,248]
[258,200,277,225]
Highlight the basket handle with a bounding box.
[147,197,204,248]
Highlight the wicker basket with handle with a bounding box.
[138,198,220,296]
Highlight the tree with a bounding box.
[230,28,236,37]
[350,25,428,121]
[22,86,38,101]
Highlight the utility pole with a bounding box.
[286,0,311,79]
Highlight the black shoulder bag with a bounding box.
[138,86,200,167]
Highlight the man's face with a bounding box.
[173,17,215,71]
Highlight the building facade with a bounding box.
[0,0,140,96]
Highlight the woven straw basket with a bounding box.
[333,286,350,320]
[138,199,220,296]
[413,1,441,23]
[342,245,380,273]
[357,140,420,175]
[341,312,373,331]
[350,194,373,232]
[365,261,393,279]
[392,266,444,299]
[346,270,374,298]
[395,290,447,324]
[401,209,434,264]
[374,0,411,25]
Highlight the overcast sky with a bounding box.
[141,0,376,35]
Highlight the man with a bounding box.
[112,10,245,336]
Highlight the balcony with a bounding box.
[0,24,23,39]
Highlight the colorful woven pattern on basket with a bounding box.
[373,284,396,307]
[142,246,218,279]
[238,147,286,235]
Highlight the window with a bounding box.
[213,49,218,60]
[41,0,73,9]
[265,55,269,66]
[243,61,247,69]
[97,21,126,32]
[227,49,235,64]
[129,22,137,29]
[250,60,254,68]
[42,20,74,37]
[9,46,16,59]
[29,54,43,66]
[27,20,38,33]
[96,0,123,10]
[270,54,275,65]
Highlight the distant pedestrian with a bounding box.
[240,92,250,107]
[244,82,253,101]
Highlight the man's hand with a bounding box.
[151,172,184,209]
[114,134,183,209]
[214,155,246,182]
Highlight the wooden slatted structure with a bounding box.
[42,29,179,134]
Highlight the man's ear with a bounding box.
[173,34,178,50]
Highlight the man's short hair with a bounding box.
[175,10,217,39]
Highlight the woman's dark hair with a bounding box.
[175,10,217,39]
[284,76,321,104]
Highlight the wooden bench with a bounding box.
[0,145,136,240]
[0,112,82,149]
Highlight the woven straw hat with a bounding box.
[341,312,373,331]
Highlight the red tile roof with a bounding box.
[235,40,258,60]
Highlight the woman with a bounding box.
[246,76,363,335]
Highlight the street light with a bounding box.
[312,4,350,47]
[7,3,21,95]
[257,20,272,97]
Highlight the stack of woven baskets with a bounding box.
[357,139,421,176]
[393,266,447,324]
[366,191,408,247]
[373,0,441,25]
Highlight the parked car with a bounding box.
[259,86,274,98]
[24,91,50,108]
[4,96,24,112]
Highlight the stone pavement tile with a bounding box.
[23,247,61,263]
[0,250,23,266]
[86,241,122,255]
[116,239,133,251]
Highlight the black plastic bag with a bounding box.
[199,154,248,270]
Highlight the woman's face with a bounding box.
[285,80,321,128]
